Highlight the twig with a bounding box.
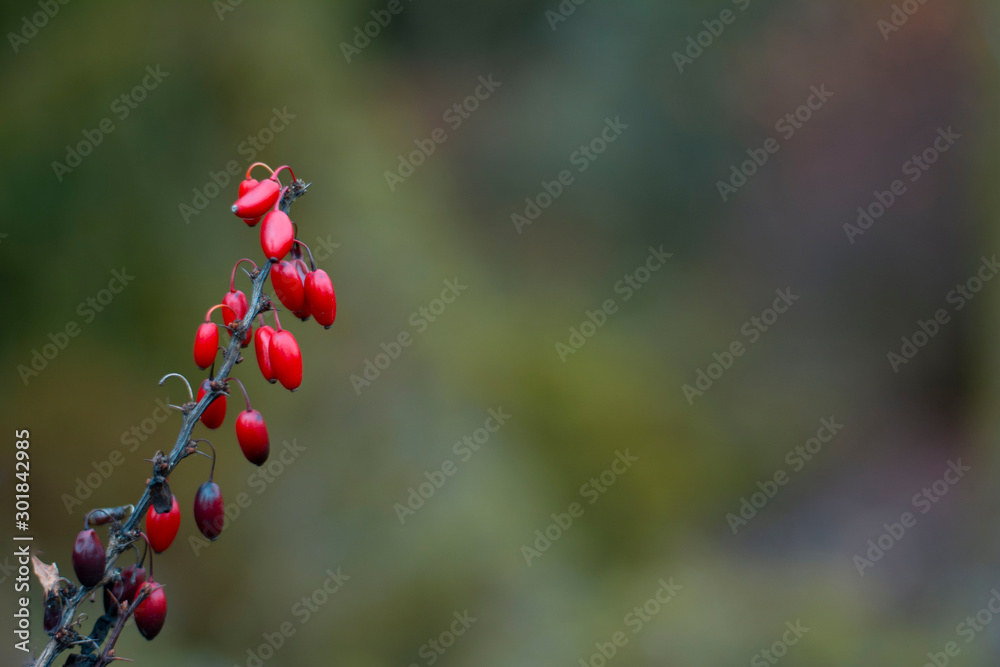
[31,181,309,667]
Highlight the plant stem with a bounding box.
[31,180,308,667]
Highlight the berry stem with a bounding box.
[245,162,274,179]
[158,373,194,402]
[129,540,145,569]
[229,258,259,292]
[204,303,238,324]
[293,240,317,271]
[270,165,296,184]
[137,532,156,582]
[231,377,253,412]
[191,439,217,482]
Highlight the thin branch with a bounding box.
[93,585,153,667]
[31,181,308,667]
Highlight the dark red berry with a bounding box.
[232,178,280,220]
[145,495,180,553]
[236,409,270,465]
[260,210,294,260]
[222,290,252,348]
[103,576,125,616]
[269,328,302,391]
[193,322,218,369]
[120,564,147,604]
[254,325,277,383]
[305,269,336,328]
[72,529,105,587]
[134,581,167,640]
[197,379,227,429]
[194,481,225,540]
[43,595,62,634]
[270,260,305,312]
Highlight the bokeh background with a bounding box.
[3,0,1000,664]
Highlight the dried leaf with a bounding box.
[150,479,172,514]
[32,555,60,596]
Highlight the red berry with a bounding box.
[145,495,180,553]
[232,178,280,220]
[194,481,225,540]
[269,329,302,391]
[134,581,167,640]
[270,261,305,312]
[197,379,227,429]
[237,178,262,224]
[293,298,312,321]
[193,322,218,369]
[120,564,147,604]
[222,290,252,348]
[72,529,104,587]
[305,269,336,327]
[238,178,259,197]
[236,409,270,465]
[260,210,294,260]
[292,260,312,320]
[254,325,277,383]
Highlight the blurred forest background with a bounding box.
[2,0,1000,665]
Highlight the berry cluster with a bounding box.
[39,163,329,664]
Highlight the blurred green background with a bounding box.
[3,0,1000,664]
